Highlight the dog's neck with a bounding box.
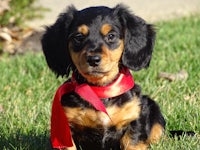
[72,70,89,85]
[71,67,134,99]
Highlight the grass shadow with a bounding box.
[0,130,52,150]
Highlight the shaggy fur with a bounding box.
[42,4,166,150]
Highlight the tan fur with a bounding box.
[121,132,148,150]
[63,96,141,129]
[101,24,112,36]
[147,123,164,144]
[78,24,89,35]
[69,40,124,85]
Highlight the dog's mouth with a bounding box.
[77,65,120,86]
[84,67,109,76]
[74,59,120,85]
[86,71,108,77]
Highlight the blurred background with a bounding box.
[27,0,200,28]
[1,0,200,54]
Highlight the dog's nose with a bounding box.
[87,55,101,66]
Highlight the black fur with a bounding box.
[41,4,155,76]
[113,5,156,71]
[41,4,165,150]
[61,84,165,150]
[42,6,77,76]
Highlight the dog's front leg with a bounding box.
[121,132,148,150]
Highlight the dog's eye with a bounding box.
[105,33,117,43]
[72,33,85,44]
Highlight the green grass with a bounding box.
[0,0,46,27]
[0,15,200,149]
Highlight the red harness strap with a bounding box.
[51,67,134,148]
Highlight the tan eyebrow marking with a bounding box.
[78,24,89,35]
[101,24,112,36]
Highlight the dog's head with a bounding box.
[42,4,155,85]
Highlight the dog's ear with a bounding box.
[113,4,156,71]
[41,5,77,77]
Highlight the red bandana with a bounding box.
[51,67,134,149]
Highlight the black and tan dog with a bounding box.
[42,4,166,150]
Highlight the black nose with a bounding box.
[87,55,101,67]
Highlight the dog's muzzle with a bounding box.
[87,55,101,67]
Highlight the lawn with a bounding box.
[0,15,200,149]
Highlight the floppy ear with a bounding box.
[113,4,156,71]
[41,6,77,77]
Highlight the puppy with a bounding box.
[42,4,166,150]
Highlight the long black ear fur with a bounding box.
[113,4,156,71]
[41,6,77,77]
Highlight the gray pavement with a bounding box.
[27,0,200,30]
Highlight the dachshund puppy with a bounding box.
[42,4,166,150]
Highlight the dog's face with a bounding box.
[68,8,125,85]
[42,4,156,85]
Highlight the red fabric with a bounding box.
[51,82,75,148]
[51,67,134,149]
[75,84,109,115]
[90,67,134,98]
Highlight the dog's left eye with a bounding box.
[72,33,85,44]
[105,33,117,43]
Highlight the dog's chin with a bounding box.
[79,66,110,77]
[79,68,119,86]
[86,70,108,77]
[81,70,108,81]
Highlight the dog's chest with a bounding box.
[62,96,141,129]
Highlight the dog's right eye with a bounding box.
[105,32,118,44]
[72,33,85,44]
